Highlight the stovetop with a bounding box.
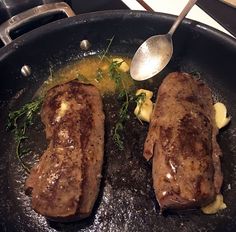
[0,0,128,25]
[0,0,235,38]
[67,0,128,14]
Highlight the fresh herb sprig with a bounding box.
[95,35,115,82]
[7,98,43,172]
[113,89,131,150]
[108,59,133,150]
[97,35,137,150]
[99,36,115,61]
[108,60,124,87]
[95,68,104,82]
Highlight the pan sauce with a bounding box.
[36,55,134,97]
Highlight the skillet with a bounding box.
[0,10,236,232]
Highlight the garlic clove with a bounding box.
[201,194,227,214]
[134,99,153,122]
[214,102,231,129]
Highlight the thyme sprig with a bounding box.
[135,92,146,116]
[99,35,115,61]
[95,68,104,82]
[108,60,124,88]
[7,98,43,172]
[97,35,136,150]
[108,59,133,150]
[113,89,131,150]
[95,35,115,82]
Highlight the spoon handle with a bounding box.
[168,0,198,36]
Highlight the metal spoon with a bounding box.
[130,0,198,81]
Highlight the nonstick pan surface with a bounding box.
[0,10,236,232]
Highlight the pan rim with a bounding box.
[0,9,236,61]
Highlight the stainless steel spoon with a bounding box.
[130,0,198,81]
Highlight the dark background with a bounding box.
[0,0,235,37]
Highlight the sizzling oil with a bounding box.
[36,55,134,97]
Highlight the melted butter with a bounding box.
[55,100,69,122]
[36,55,134,97]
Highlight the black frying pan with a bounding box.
[0,10,236,232]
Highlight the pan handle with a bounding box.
[0,2,75,46]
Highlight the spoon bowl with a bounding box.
[130,34,173,81]
[130,0,197,81]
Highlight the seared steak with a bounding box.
[144,72,222,210]
[25,81,105,219]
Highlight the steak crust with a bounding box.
[144,72,222,210]
[25,81,104,219]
